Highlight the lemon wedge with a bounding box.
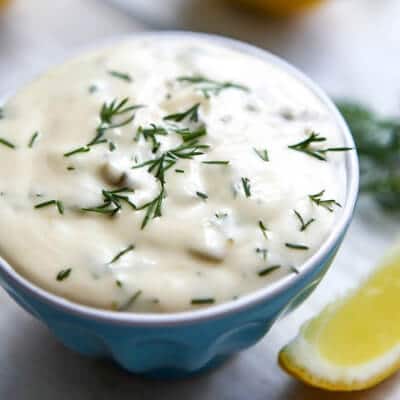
[279,243,400,391]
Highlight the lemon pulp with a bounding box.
[304,252,400,365]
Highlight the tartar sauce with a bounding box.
[0,37,349,313]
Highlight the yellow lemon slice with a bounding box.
[279,243,400,391]
[230,0,324,17]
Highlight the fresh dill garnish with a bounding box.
[175,169,185,173]
[177,76,249,98]
[163,103,200,123]
[202,160,230,165]
[293,210,315,232]
[136,186,165,229]
[196,191,208,200]
[288,131,352,161]
[108,70,132,82]
[290,266,300,274]
[285,243,309,250]
[82,187,135,216]
[258,265,280,277]
[116,280,122,287]
[255,247,268,261]
[132,139,209,184]
[108,141,116,152]
[215,212,228,219]
[88,84,98,94]
[254,148,269,162]
[56,268,71,281]
[241,177,251,197]
[66,166,75,171]
[28,131,40,148]
[135,124,168,153]
[34,199,64,215]
[174,126,206,142]
[64,146,90,157]
[309,190,341,212]
[258,220,268,239]
[118,290,142,311]
[0,138,15,149]
[191,298,215,305]
[65,98,144,156]
[110,244,135,264]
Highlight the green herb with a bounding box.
[118,290,142,311]
[191,298,215,305]
[108,141,116,152]
[65,98,144,156]
[116,280,123,287]
[285,243,309,250]
[177,76,249,98]
[215,212,228,219]
[258,265,280,277]
[175,169,185,173]
[66,166,75,171]
[136,186,165,229]
[288,132,352,161]
[290,266,300,274]
[174,126,206,143]
[135,124,168,153]
[163,103,200,123]
[64,146,90,157]
[255,247,268,261]
[258,220,268,239]
[196,191,208,200]
[56,268,71,281]
[34,199,64,215]
[108,70,132,82]
[88,84,98,94]
[254,148,269,162]
[202,160,230,165]
[293,210,315,232]
[28,131,40,148]
[241,177,251,197]
[82,187,135,216]
[336,100,400,210]
[110,244,135,264]
[0,138,15,149]
[309,190,341,212]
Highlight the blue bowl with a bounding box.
[0,31,359,379]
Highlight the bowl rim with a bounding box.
[0,30,359,327]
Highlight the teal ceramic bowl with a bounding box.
[0,31,359,379]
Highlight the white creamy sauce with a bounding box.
[0,37,348,313]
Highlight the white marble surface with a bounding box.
[0,0,399,398]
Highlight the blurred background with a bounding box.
[0,1,399,399]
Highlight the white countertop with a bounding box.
[0,0,399,398]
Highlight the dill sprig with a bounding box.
[118,290,142,311]
[56,268,71,281]
[136,186,165,229]
[285,243,309,250]
[258,220,268,239]
[196,191,208,200]
[110,244,135,264]
[28,131,40,148]
[135,124,168,153]
[65,98,144,156]
[309,190,341,212]
[108,70,132,82]
[0,137,15,149]
[254,148,269,162]
[191,298,215,305]
[34,199,64,215]
[258,265,280,277]
[288,132,352,161]
[241,177,251,197]
[82,187,135,216]
[163,103,200,123]
[255,247,268,261]
[293,210,315,232]
[202,160,230,165]
[177,76,249,98]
